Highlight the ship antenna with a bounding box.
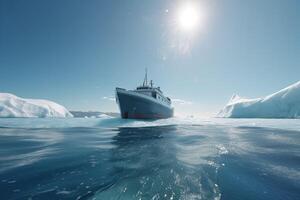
[146,68,148,86]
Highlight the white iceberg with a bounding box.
[218,81,300,118]
[97,113,113,119]
[0,93,73,118]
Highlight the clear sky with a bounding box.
[1,0,299,116]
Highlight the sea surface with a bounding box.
[0,117,299,200]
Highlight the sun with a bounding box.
[168,1,206,53]
[177,3,200,32]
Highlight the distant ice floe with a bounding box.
[0,93,73,118]
[97,113,113,119]
[0,115,299,131]
[218,81,300,118]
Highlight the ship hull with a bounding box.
[116,88,174,119]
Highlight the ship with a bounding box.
[115,70,174,119]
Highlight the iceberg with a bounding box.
[70,111,118,118]
[218,81,300,118]
[0,93,73,118]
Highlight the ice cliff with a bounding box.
[218,81,300,118]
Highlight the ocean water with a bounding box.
[0,117,299,200]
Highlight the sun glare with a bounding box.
[167,1,206,54]
[177,3,200,32]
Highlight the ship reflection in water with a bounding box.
[0,118,299,200]
[92,125,223,200]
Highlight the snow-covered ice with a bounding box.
[0,93,73,118]
[218,81,300,118]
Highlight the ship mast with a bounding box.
[143,68,148,86]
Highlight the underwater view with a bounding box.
[0,118,299,200]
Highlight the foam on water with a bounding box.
[0,117,299,131]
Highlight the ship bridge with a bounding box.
[134,70,171,105]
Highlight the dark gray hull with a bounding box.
[116,88,174,119]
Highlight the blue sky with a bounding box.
[1,0,299,116]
